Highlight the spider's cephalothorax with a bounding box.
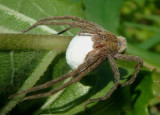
[96,32,119,54]
[9,16,143,108]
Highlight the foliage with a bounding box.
[0,0,160,114]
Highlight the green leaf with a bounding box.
[150,72,160,106]
[0,0,83,114]
[83,0,123,33]
[138,33,160,50]
[79,71,153,115]
[126,71,154,115]
[0,50,57,114]
[0,0,159,115]
[0,0,83,34]
[123,22,160,32]
[137,14,160,23]
[127,43,160,72]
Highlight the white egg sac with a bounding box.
[66,35,94,69]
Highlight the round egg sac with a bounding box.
[66,35,94,69]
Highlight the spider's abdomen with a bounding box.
[66,35,94,69]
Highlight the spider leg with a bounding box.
[84,55,120,107]
[8,70,78,99]
[35,16,91,25]
[9,49,102,99]
[20,53,105,102]
[31,15,101,30]
[22,21,94,33]
[22,16,103,33]
[56,26,72,35]
[56,24,97,35]
[54,26,95,35]
[78,30,96,36]
[114,54,143,87]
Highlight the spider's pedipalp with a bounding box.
[114,54,143,86]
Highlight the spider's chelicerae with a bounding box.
[9,16,143,107]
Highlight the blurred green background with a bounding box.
[0,0,160,115]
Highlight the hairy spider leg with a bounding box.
[35,16,92,25]
[84,55,120,107]
[56,22,104,35]
[37,16,104,33]
[30,16,103,30]
[22,21,95,33]
[78,30,97,36]
[57,26,73,35]
[114,54,143,87]
[22,16,104,34]
[9,49,102,99]
[9,70,78,99]
[20,50,106,102]
[57,27,99,35]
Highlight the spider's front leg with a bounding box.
[33,15,92,25]
[84,55,120,107]
[114,54,143,87]
[21,17,95,33]
[30,15,103,32]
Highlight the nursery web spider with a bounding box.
[9,16,143,107]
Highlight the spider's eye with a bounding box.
[101,35,107,40]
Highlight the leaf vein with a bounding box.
[0,4,57,34]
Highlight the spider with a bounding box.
[9,16,143,107]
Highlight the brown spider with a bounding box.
[9,16,143,107]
